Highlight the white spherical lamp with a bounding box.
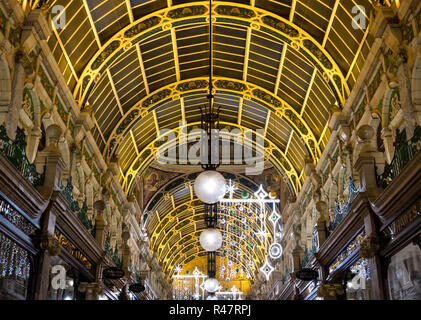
[194,170,226,204]
[204,278,219,293]
[200,228,223,252]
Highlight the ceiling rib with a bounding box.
[82,0,102,47]
[290,0,297,22]
[243,28,252,81]
[136,44,150,95]
[171,28,181,82]
[322,0,340,47]
[125,0,134,23]
[106,69,124,116]
[274,45,287,95]
[300,68,317,116]
[130,130,140,156]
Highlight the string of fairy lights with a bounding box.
[172,180,282,300]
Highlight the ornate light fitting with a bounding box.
[193,0,225,284]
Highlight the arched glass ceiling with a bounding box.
[45,0,376,195]
[143,171,277,280]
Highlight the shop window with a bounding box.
[0,231,32,300]
[387,242,421,300]
[345,258,371,300]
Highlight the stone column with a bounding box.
[33,191,62,300]
[6,50,32,139]
[120,225,131,276]
[36,125,66,200]
[315,201,328,247]
[354,125,382,200]
[361,212,384,300]
[93,199,107,248]
[32,125,65,300]
[291,245,304,273]
[26,126,42,164]
[0,39,12,124]
[396,48,415,138]
[381,127,394,164]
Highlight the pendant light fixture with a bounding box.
[193,0,226,207]
[194,0,224,289]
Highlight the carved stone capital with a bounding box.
[360,236,380,259]
[15,49,33,75]
[39,233,61,256]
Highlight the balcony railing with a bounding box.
[0,125,44,187]
[376,126,421,189]
[327,178,359,236]
[61,177,95,236]
[104,234,122,268]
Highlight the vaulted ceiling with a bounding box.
[46,0,376,197]
[44,0,379,285]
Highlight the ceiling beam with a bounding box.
[345,20,371,83]
[243,28,252,82]
[300,68,317,116]
[238,98,243,125]
[92,117,106,144]
[274,45,287,95]
[171,195,176,209]
[181,97,186,123]
[153,110,160,136]
[130,130,140,156]
[170,28,181,82]
[106,69,124,116]
[285,131,294,155]
[136,43,150,95]
[51,27,79,83]
[82,0,102,48]
[322,0,340,47]
[125,0,134,23]
[289,0,297,22]
[263,110,271,138]
[318,123,329,146]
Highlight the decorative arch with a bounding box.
[122,121,300,196]
[105,76,321,164]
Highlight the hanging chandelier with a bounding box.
[193,0,226,206]
[193,0,224,291]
